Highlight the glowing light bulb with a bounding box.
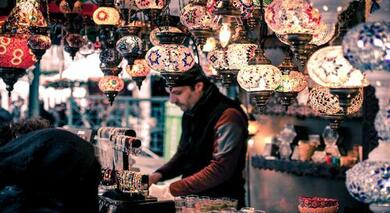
[219,23,231,48]
[203,37,217,52]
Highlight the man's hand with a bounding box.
[149,172,162,186]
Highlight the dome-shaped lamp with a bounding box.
[0,34,36,96]
[93,6,121,26]
[266,0,321,70]
[64,33,86,60]
[99,48,123,73]
[237,47,282,113]
[126,59,151,89]
[343,22,390,72]
[307,45,368,115]
[116,29,143,66]
[98,75,125,105]
[28,26,51,61]
[180,1,214,46]
[308,86,363,129]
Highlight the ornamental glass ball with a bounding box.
[276,71,307,93]
[180,4,213,30]
[342,22,390,72]
[237,64,282,92]
[145,44,195,72]
[116,35,143,55]
[98,75,124,92]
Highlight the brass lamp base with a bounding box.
[104,91,119,106]
[218,69,239,89]
[287,33,312,72]
[276,91,298,111]
[160,72,183,88]
[329,87,360,115]
[191,28,213,47]
[323,113,345,130]
[249,90,274,114]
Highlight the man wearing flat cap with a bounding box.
[149,64,248,208]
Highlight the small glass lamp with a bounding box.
[308,86,363,129]
[126,59,151,89]
[116,30,143,66]
[180,1,214,46]
[237,47,282,113]
[265,0,321,69]
[0,34,36,96]
[98,75,125,105]
[28,27,52,61]
[149,27,182,46]
[64,33,86,60]
[342,22,390,72]
[93,6,121,26]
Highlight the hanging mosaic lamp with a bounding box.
[64,33,86,59]
[126,59,151,89]
[116,27,143,66]
[342,22,390,72]
[98,75,125,105]
[28,27,52,61]
[237,47,282,113]
[93,6,121,26]
[0,34,36,96]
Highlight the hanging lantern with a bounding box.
[276,71,307,109]
[180,1,214,46]
[149,27,182,46]
[308,86,363,129]
[135,0,164,10]
[28,27,51,61]
[307,46,368,88]
[342,22,390,72]
[64,33,86,59]
[146,44,195,72]
[237,47,282,113]
[98,75,125,105]
[126,59,151,89]
[99,48,123,71]
[116,33,143,66]
[93,6,121,26]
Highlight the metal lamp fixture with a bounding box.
[237,46,282,113]
[265,0,321,70]
[126,59,151,89]
[98,75,125,105]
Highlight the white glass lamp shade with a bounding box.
[227,43,257,70]
[98,75,125,92]
[342,22,390,72]
[265,0,321,35]
[116,35,143,55]
[93,7,121,25]
[207,49,229,70]
[145,44,195,72]
[275,22,336,46]
[276,71,307,92]
[375,103,390,141]
[310,22,336,46]
[237,64,282,92]
[307,46,368,88]
[135,0,164,10]
[346,161,390,204]
[149,27,182,46]
[180,4,213,30]
[308,86,363,115]
[126,59,151,77]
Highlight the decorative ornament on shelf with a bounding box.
[126,59,151,89]
[98,75,125,105]
[237,47,282,113]
[308,86,363,129]
[93,6,121,26]
[342,22,390,72]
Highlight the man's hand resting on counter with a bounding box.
[149,172,162,185]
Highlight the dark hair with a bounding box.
[0,117,50,147]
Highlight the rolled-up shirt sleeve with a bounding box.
[169,109,246,196]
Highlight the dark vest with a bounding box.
[178,84,248,200]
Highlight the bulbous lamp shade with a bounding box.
[0,35,36,69]
[28,34,52,51]
[346,161,390,204]
[342,22,390,72]
[93,7,121,25]
[207,49,229,70]
[126,59,151,77]
[308,86,363,115]
[149,27,182,46]
[227,43,257,70]
[307,46,368,88]
[276,71,307,93]
[145,44,195,72]
[237,65,282,92]
[135,0,164,10]
[265,0,321,35]
[98,75,124,105]
[180,4,213,30]
[116,35,143,65]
